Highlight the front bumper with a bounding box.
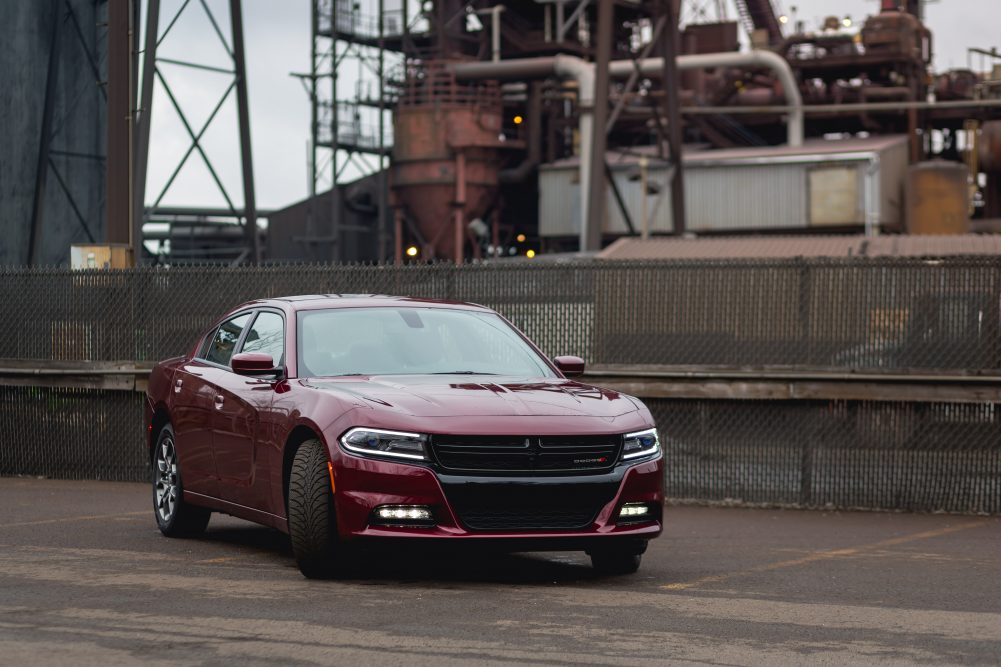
[331,450,664,544]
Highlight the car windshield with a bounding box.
[297,307,556,378]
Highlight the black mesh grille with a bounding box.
[430,435,622,474]
[456,507,599,531]
[441,479,619,532]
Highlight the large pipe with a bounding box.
[451,49,803,250]
[475,5,505,62]
[453,56,593,247]
[610,50,804,148]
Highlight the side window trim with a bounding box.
[236,308,286,365]
[197,327,217,360]
[197,309,257,368]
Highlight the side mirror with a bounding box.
[232,352,281,377]
[553,355,585,377]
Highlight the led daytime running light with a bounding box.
[622,428,660,461]
[340,427,427,461]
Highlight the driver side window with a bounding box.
[240,311,285,366]
[205,313,252,366]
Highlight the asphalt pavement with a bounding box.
[1,477,999,666]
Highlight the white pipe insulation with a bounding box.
[451,50,804,249]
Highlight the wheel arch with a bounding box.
[282,423,330,514]
[149,403,172,461]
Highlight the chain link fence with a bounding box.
[650,399,1001,514]
[0,386,146,482]
[2,258,1000,372]
[3,388,997,514]
[2,258,1000,512]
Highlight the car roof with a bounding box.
[233,294,492,313]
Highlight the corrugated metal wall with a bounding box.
[0,0,107,266]
[538,139,909,237]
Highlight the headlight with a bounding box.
[621,428,659,461]
[340,428,428,461]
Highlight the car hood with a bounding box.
[301,375,637,418]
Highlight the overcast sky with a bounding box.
[144,0,1000,213]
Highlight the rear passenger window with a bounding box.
[241,312,285,366]
[205,313,252,366]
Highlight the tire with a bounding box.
[590,551,642,575]
[288,439,343,579]
[589,540,647,575]
[153,424,211,537]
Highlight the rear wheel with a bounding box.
[288,439,345,579]
[153,424,210,537]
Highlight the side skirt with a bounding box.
[184,490,289,533]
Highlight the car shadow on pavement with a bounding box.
[198,524,293,556]
[197,522,605,584]
[353,551,599,585]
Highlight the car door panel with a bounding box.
[175,311,253,501]
[210,370,273,509]
[168,362,219,498]
[211,310,285,511]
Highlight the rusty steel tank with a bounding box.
[861,7,931,64]
[391,62,504,262]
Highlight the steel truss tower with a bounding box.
[297,0,417,262]
[136,0,260,265]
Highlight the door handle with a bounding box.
[214,395,224,409]
[174,378,183,393]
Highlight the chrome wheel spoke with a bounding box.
[154,436,178,522]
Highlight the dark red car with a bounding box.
[146,295,663,578]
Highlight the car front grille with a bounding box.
[430,434,622,474]
[440,478,619,532]
[456,507,599,531]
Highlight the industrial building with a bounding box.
[4,0,1001,265]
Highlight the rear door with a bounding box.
[211,309,286,510]
[170,312,252,499]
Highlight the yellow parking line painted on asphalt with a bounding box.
[661,520,988,591]
[0,511,148,529]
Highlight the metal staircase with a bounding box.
[734,0,784,46]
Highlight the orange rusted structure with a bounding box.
[391,63,506,262]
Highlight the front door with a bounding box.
[177,311,253,500]
[211,310,285,510]
[169,360,218,498]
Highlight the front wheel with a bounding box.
[590,551,642,575]
[288,439,347,579]
[153,424,210,537]
[589,541,647,575]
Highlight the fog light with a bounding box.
[619,503,649,517]
[371,504,435,526]
[617,502,652,523]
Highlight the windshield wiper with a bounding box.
[431,371,498,375]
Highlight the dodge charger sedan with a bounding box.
[146,295,663,578]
